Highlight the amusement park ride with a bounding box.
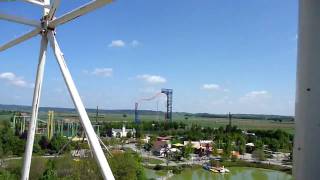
[134,88,173,124]
[11,111,101,139]
[0,0,115,179]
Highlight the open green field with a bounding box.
[2,111,295,134]
[142,157,164,165]
[88,113,294,133]
[0,114,14,129]
[0,114,12,121]
[181,117,294,134]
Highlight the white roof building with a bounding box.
[245,143,255,147]
[112,125,136,138]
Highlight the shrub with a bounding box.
[171,166,182,174]
[153,164,163,170]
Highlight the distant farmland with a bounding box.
[0,104,295,134]
[37,111,294,134]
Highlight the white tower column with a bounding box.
[21,35,48,180]
[47,31,114,180]
[294,0,320,179]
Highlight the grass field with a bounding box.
[2,111,295,134]
[89,113,294,133]
[0,114,12,121]
[142,157,164,165]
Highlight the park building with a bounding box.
[152,140,171,157]
[111,125,136,138]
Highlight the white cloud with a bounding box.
[136,74,166,84]
[202,84,221,91]
[0,72,32,88]
[239,90,271,103]
[0,72,15,80]
[201,83,230,92]
[92,68,113,77]
[108,40,125,48]
[244,90,270,98]
[131,40,140,47]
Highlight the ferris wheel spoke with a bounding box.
[48,0,61,20]
[0,28,41,52]
[49,0,113,28]
[0,13,40,27]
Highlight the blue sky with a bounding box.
[0,0,298,115]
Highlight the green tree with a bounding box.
[49,135,69,153]
[183,142,193,159]
[39,136,50,150]
[33,142,42,154]
[269,138,280,152]
[127,131,132,138]
[212,147,219,156]
[0,146,4,158]
[71,157,101,179]
[0,170,19,180]
[135,126,143,138]
[136,139,144,150]
[223,139,232,157]
[0,121,25,156]
[236,135,246,155]
[40,160,57,180]
[109,152,146,180]
[252,149,266,161]
[171,151,183,161]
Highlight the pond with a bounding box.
[145,167,293,180]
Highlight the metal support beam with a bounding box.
[43,0,50,16]
[0,28,40,52]
[23,0,45,7]
[47,111,54,139]
[161,88,173,122]
[0,13,40,27]
[49,0,113,28]
[134,102,140,124]
[294,0,320,179]
[47,0,60,20]
[47,31,114,180]
[21,35,48,180]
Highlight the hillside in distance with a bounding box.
[0,104,294,121]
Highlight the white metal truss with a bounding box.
[23,0,46,7]
[47,30,114,179]
[0,1,115,180]
[49,0,112,28]
[0,28,41,52]
[0,13,40,27]
[21,34,48,180]
[47,0,61,20]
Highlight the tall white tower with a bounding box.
[294,0,320,179]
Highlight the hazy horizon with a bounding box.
[0,103,294,117]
